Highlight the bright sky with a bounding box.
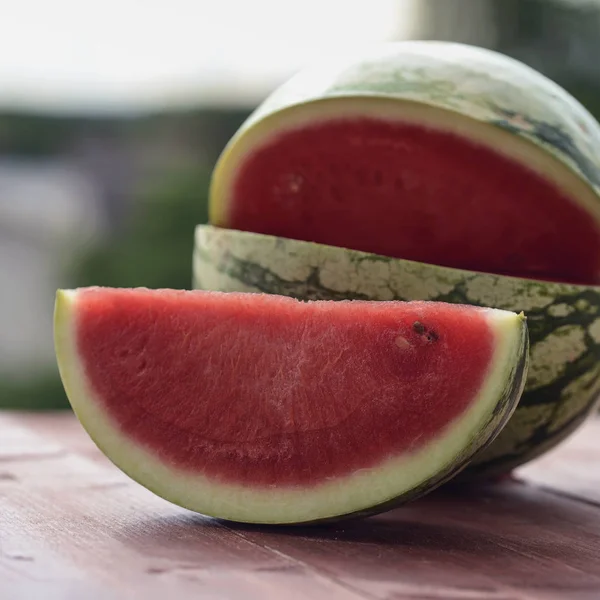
[0,0,418,113]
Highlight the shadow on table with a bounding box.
[116,480,600,594]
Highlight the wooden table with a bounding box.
[1,412,599,600]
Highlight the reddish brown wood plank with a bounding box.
[0,414,366,600]
[217,481,600,600]
[517,416,600,507]
[2,411,600,599]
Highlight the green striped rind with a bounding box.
[212,41,600,205]
[193,225,600,477]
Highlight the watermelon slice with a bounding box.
[210,42,600,285]
[54,287,528,524]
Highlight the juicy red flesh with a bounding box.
[228,119,600,285]
[76,288,495,488]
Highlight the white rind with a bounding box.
[54,289,526,524]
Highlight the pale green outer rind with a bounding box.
[210,41,600,225]
[55,287,527,525]
[193,225,600,477]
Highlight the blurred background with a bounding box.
[1,0,600,409]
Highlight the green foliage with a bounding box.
[71,167,211,291]
[0,113,77,156]
[564,80,600,121]
[0,113,130,156]
[0,372,72,410]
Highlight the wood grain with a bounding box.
[517,418,600,507]
[1,411,599,600]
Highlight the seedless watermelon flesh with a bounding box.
[54,287,528,524]
[212,101,600,285]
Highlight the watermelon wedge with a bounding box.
[210,41,600,285]
[54,287,528,524]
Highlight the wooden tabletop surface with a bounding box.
[1,412,599,600]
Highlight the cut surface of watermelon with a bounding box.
[214,101,600,285]
[225,115,600,284]
[210,42,600,286]
[54,287,528,524]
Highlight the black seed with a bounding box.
[413,321,426,335]
[427,330,439,342]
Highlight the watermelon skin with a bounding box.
[213,41,600,208]
[209,41,600,285]
[193,225,600,477]
[54,287,527,524]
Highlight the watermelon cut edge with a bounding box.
[211,96,600,232]
[54,288,527,524]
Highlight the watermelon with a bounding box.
[193,225,600,477]
[54,287,527,524]
[209,41,600,285]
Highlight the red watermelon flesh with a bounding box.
[225,119,600,285]
[57,288,525,492]
[77,289,491,486]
